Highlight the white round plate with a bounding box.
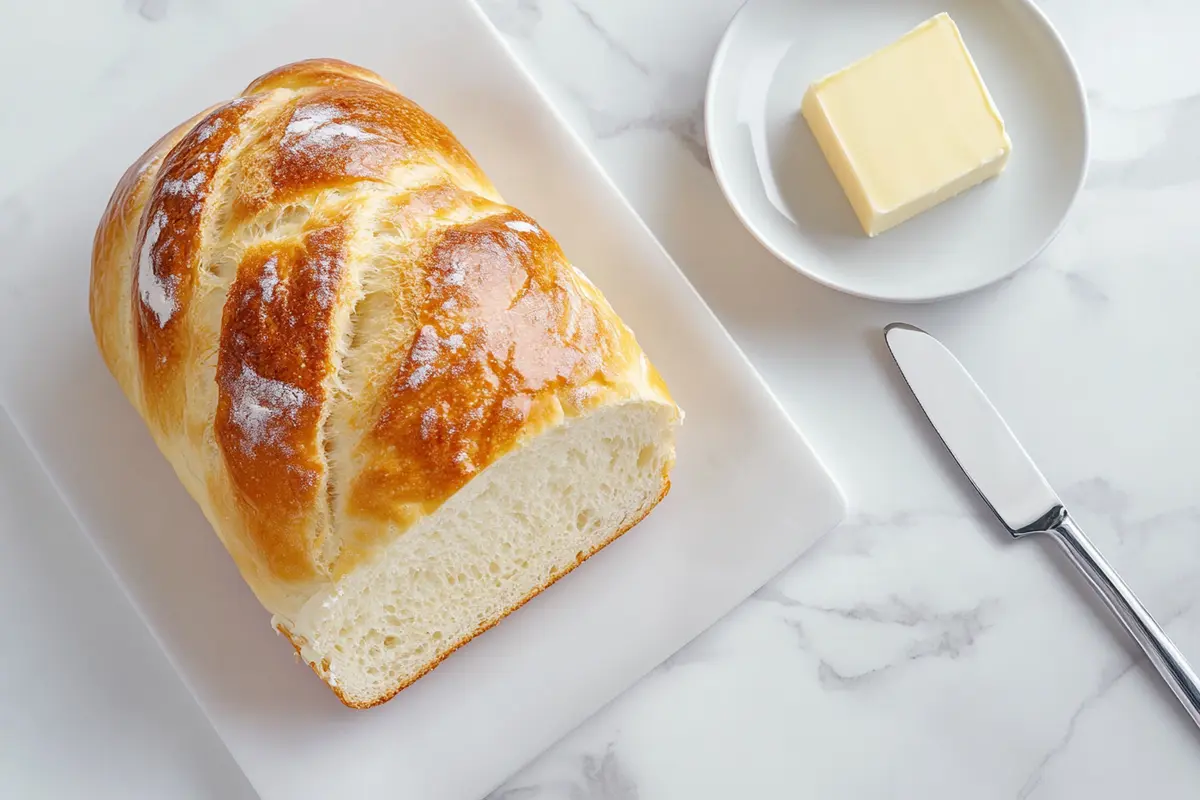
[705,0,1089,302]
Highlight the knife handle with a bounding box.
[1048,514,1200,727]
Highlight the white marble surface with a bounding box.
[4,0,1200,797]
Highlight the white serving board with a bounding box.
[0,0,845,797]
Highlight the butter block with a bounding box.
[801,13,1011,237]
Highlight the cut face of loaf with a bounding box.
[89,59,680,707]
[285,401,675,706]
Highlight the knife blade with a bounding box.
[885,322,1200,729]
[883,322,1061,534]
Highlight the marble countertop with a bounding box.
[4,0,1200,797]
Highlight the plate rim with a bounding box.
[703,0,1092,304]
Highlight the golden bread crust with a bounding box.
[215,222,349,580]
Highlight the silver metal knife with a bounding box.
[885,322,1200,727]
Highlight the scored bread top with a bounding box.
[89,59,674,617]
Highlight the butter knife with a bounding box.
[885,322,1200,727]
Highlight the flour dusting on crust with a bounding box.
[227,363,310,454]
[259,256,280,303]
[504,219,540,234]
[282,104,380,156]
[137,210,178,327]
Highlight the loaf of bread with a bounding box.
[89,59,679,708]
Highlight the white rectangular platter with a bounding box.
[0,0,845,797]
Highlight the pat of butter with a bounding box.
[801,13,1011,237]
